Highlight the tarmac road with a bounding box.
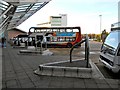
[96,62,120,79]
[49,40,101,63]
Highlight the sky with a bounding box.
[17,0,120,34]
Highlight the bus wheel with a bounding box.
[67,43,72,48]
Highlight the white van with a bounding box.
[99,30,120,73]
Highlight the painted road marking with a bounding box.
[81,51,100,54]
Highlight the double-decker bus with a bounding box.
[28,26,82,48]
[13,34,28,46]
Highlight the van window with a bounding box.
[104,31,120,50]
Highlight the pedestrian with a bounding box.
[1,37,6,48]
[101,29,107,43]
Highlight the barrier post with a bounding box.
[40,42,43,53]
[85,35,89,68]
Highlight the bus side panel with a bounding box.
[72,32,82,45]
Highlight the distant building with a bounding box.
[37,22,51,27]
[118,1,120,26]
[50,14,67,26]
[60,14,67,26]
[50,16,62,26]
[8,28,27,40]
[37,14,67,27]
[118,1,120,27]
[111,1,120,29]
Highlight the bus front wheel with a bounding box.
[67,43,72,48]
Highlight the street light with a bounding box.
[99,15,102,34]
[99,15,102,41]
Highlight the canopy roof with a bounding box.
[0,0,51,34]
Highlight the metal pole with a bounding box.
[45,37,47,50]
[69,35,89,67]
[99,15,102,41]
[45,42,47,50]
[41,42,43,53]
[70,39,86,63]
[85,38,87,61]
[85,35,89,68]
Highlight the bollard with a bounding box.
[85,35,89,68]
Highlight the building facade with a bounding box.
[8,28,27,40]
[118,1,120,25]
[37,14,67,27]
[50,16,62,26]
[50,14,67,26]
[111,1,120,29]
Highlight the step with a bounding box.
[34,59,93,78]
[19,50,42,54]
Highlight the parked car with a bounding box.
[99,29,120,73]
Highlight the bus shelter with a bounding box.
[0,0,51,44]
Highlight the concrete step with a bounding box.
[34,59,94,78]
[34,59,104,79]
[18,50,42,55]
[18,49,53,56]
[35,66,92,78]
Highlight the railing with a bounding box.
[70,35,89,68]
[35,40,47,53]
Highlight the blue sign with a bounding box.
[56,32,75,36]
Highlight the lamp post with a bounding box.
[99,15,102,41]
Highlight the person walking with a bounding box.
[1,37,6,48]
[101,29,107,43]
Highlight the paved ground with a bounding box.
[0,48,2,90]
[2,42,119,89]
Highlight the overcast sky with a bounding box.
[17,0,119,34]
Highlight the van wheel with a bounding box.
[67,43,72,48]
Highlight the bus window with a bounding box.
[66,29,73,32]
[73,29,79,32]
[60,29,65,32]
[30,28,34,33]
[53,29,58,32]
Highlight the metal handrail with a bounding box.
[70,35,89,68]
